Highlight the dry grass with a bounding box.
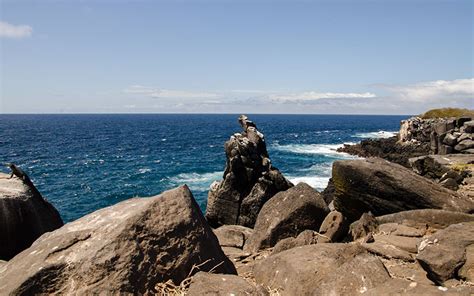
[450,163,474,173]
[419,108,474,119]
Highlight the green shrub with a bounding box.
[420,108,474,119]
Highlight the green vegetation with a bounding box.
[420,108,474,119]
[450,163,474,173]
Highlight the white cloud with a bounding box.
[123,85,219,99]
[268,91,376,103]
[382,78,474,102]
[0,21,32,39]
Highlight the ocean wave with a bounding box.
[353,131,397,139]
[288,176,330,191]
[271,143,356,157]
[168,171,222,191]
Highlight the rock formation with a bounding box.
[0,170,63,260]
[0,186,236,295]
[244,182,329,252]
[206,115,293,228]
[332,158,474,221]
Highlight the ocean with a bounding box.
[0,114,406,222]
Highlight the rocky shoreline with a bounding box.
[1,114,474,295]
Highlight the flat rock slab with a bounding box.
[254,243,390,295]
[332,158,474,221]
[374,234,421,253]
[378,223,425,237]
[381,259,433,285]
[187,272,265,296]
[417,221,474,284]
[362,241,415,262]
[376,209,474,231]
[0,185,236,295]
[244,183,328,252]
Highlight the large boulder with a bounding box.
[318,210,348,243]
[244,183,329,252]
[0,185,236,295]
[253,243,390,296]
[332,158,474,221]
[416,221,474,284]
[0,172,63,260]
[206,115,293,228]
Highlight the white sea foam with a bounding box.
[169,171,222,191]
[353,131,397,139]
[288,176,330,191]
[138,168,152,174]
[272,143,356,158]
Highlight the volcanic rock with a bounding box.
[187,272,265,296]
[213,225,253,249]
[376,209,474,230]
[332,158,474,221]
[318,210,348,243]
[254,243,390,296]
[244,182,329,252]
[0,185,236,295]
[0,171,63,260]
[206,115,293,228]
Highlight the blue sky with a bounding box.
[1,0,472,114]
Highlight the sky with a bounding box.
[0,0,473,114]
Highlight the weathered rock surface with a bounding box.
[458,244,474,281]
[348,212,379,241]
[244,183,329,252]
[0,185,236,295]
[376,209,474,230]
[254,243,390,296]
[206,115,293,228]
[332,158,474,221]
[318,210,348,243]
[271,230,320,254]
[213,225,253,249]
[416,221,474,284]
[187,272,265,296]
[365,278,472,296]
[378,223,425,237]
[0,172,63,260]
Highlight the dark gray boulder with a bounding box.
[416,221,474,284]
[0,185,236,295]
[0,172,63,260]
[244,183,329,252]
[206,115,293,228]
[332,158,474,221]
[254,243,390,296]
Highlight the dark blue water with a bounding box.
[0,114,406,222]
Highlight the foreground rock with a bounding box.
[187,272,265,296]
[254,243,390,295]
[332,158,474,221]
[416,221,474,284]
[0,185,236,295]
[244,183,329,252]
[206,115,293,228]
[0,171,63,260]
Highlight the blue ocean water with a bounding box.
[0,114,406,223]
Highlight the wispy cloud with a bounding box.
[268,91,376,103]
[380,78,474,102]
[0,21,32,39]
[123,85,219,99]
